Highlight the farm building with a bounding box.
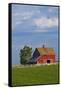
[28,45,55,64]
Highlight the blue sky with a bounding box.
[12,4,59,64]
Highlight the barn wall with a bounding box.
[36,55,55,64]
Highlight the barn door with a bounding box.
[47,60,50,63]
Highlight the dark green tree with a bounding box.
[20,45,32,65]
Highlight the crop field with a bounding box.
[12,64,59,86]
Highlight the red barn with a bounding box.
[31,45,55,64]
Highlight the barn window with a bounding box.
[47,60,50,63]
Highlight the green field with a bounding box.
[12,64,59,86]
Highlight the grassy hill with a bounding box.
[12,64,59,86]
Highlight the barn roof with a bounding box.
[36,48,55,55]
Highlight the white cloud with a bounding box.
[20,29,48,33]
[12,12,34,30]
[33,17,58,28]
[48,7,58,13]
[15,21,23,25]
[48,8,53,13]
[34,29,48,32]
[13,12,34,21]
[13,10,42,27]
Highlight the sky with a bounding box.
[12,4,59,64]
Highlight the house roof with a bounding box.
[36,48,55,55]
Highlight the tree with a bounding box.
[19,45,32,65]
